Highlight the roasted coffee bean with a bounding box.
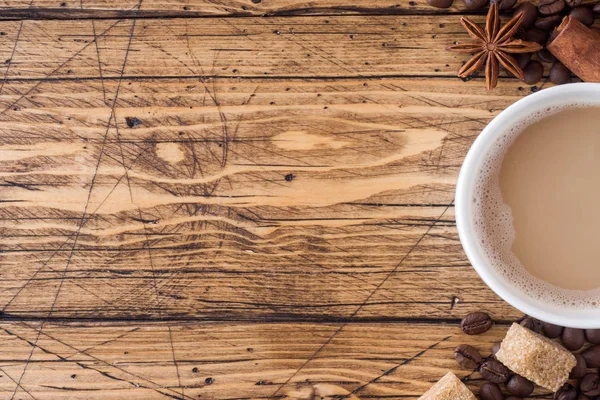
[492,342,502,356]
[491,0,517,10]
[461,312,493,335]
[555,383,577,400]
[586,329,600,344]
[538,0,565,15]
[515,53,532,69]
[537,49,557,63]
[594,2,600,13]
[480,382,504,400]
[565,0,582,7]
[427,0,454,8]
[523,28,549,44]
[455,344,482,369]
[520,316,542,333]
[578,395,591,400]
[581,373,600,397]
[535,14,562,30]
[550,62,572,85]
[479,360,510,383]
[505,397,524,400]
[582,345,600,367]
[514,2,538,29]
[523,60,544,84]
[541,321,563,337]
[570,354,587,379]
[506,374,534,397]
[570,7,595,26]
[464,0,488,10]
[562,327,585,350]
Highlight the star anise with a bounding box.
[447,3,543,90]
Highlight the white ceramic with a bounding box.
[455,83,600,329]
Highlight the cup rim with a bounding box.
[455,82,600,329]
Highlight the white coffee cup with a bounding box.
[455,83,600,329]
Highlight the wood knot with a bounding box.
[125,117,142,128]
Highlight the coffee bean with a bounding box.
[562,327,585,350]
[523,28,549,44]
[535,14,562,30]
[505,397,523,400]
[520,316,542,333]
[492,342,502,356]
[538,0,565,15]
[479,360,510,383]
[537,49,557,63]
[464,0,488,10]
[455,344,482,369]
[541,321,563,338]
[461,312,493,335]
[514,2,538,29]
[586,329,600,344]
[570,7,595,26]
[582,345,600,367]
[594,2,600,13]
[565,0,582,7]
[427,0,454,8]
[506,374,534,397]
[550,62,572,85]
[515,53,532,69]
[555,383,577,400]
[491,0,517,10]
[480,382,503,400]
[581,373,600,397]
[523,61,544,84]
[578,395,591,400]
[570,354,587,379]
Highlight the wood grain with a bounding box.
[0,15,478,79]
[0,321,554,400]
[0,0,525,19]
[0,77,526,322]
[2,15,591,81]
[2,0,597,18]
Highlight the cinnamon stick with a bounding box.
[547,16,600,82]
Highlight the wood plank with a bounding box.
[0,77,527,321]
[3,15,591,81]
[2,0,598,19]
[0,321,555,400]
[0,15,527,80]
[0,0,525,19]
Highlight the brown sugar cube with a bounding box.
[496,323,576,392]
[418,371,476,400]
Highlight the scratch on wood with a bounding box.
[345,335,452,397]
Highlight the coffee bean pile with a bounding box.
[427,0,600,86]
[512,0,600,85]
[455,312,600,399]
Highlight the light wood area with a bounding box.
[0,77,523,322]
[0,0,567,398]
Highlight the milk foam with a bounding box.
[474,102,600,309]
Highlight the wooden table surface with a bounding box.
[1,1,593,398]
